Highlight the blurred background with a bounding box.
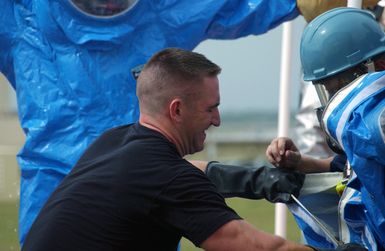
[0,15,306,251]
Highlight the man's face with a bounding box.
[323,77,347,99]
[313,76,348,107]
[182,76,221,155]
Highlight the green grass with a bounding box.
[0,200,20,251]
[181,198,301,250]
[0,199,301,251]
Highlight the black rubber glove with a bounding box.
[309,243,368,251]
[205,162,305,203]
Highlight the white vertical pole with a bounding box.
[347,0,362,8]
[274,20,294,237]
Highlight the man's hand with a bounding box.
[205,162,305,203]
[266,137,301,169]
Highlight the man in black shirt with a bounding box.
[22,48,364,251]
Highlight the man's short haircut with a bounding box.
[137,48,221,114]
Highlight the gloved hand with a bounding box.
[205,162,305,203]
[309,243,368,251]
[296,0,378,23]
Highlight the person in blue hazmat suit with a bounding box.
[293,2,385,160]
[0,0,378,245]
[266,7,385,251]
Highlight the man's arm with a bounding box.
[201,219,367,251]
[266,137,332,173]
[188,160,304,203]
[201,219,312,251]
[190,160,209,172]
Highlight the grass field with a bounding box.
[0,200,19,251]
[0,198,301,251]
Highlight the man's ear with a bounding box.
[169,98,183,122]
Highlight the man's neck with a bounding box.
[139,114,186,156]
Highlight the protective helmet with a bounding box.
[301,7,385,82]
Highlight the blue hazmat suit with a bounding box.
[322,72,385,250]
[0,0,299,244]
[288,72,385,251]
[288,171,343,249]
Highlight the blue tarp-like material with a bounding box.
[0,0,299,244]
[287,172,343,249]
[322,71,385,250]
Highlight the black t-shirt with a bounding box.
[22,123,241,251]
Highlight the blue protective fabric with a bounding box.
[323,71,385,250]
[287,191,340,249]
[340,183,378,251]
[287,172,344,249]
[0,0,299,244]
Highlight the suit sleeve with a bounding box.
[205,0,299,39]
[0,0,17,87]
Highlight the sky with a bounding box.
[2,15,307,115]
[194,15,307,115]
